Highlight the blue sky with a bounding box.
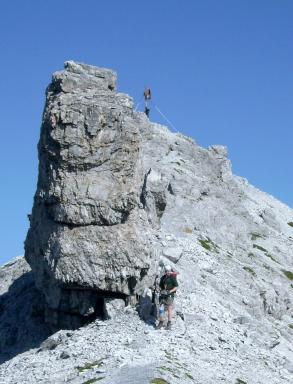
[0,0,292,265]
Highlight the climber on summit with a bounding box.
[156,265,178,330]
[143,87,151,118]
[144,106,150,117]
[143,87,151,101]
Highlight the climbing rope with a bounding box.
[135,95,144,111]
[151,102,177,133]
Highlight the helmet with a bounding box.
[165,265,172,272]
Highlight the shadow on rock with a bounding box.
[138,289,158,327]
[0,272,51,364]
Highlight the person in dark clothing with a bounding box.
[143,87,151,100]
[143,88,151,118]
[156,265,178,330]
[144,106,150,117]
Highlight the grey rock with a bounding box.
[104,298,125,319]
[233,316,251,325]
[162,246,183,263]
[284,360,293,374]
[59,350,70,359]
[25,61,159,327]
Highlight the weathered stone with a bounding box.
[25,61,159,327]
[162,247,183,263]
[104,298,125,319]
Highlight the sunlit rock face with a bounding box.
[25,61,162,328]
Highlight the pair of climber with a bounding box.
[156,265,178,331]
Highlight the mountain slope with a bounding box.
[0,61,292,383]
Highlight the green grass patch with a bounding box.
[83,379,105,384]
[183,227,193,234]
[253,244,268,253]
[243,266,256,277]
[158,366,172,373]
[199,239,211,251]
[198,238,219,253]
[253,244,278,263]
[236,379,247,384]
[282,270,293,280]
[288,222,293,227]
[185,372,195,380]
[251,233,263,241]
[77,359,103,373]
[164,351,173,361]
[150,379,169,384]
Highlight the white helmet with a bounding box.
[165,265,172,272]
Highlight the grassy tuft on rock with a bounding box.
[198,238,219,253]
[253,244,268,253]
[185,372,195,380]
[77,359,103,373]
[252,244,278,263]
[251,233,263,241]
[282,270,293,280]
[183,227,193,234]
[243,266,256,277]
[83,378,105,384]
[150,379,169,384]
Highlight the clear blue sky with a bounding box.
[0,0,292,265]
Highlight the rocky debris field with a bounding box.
[1,230,293,384]
[0,279,292,384]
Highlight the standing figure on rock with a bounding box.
[156,265,178,330]
[143,87,151,101]
[143,87,151,118]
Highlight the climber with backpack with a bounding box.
[156,265,178,330]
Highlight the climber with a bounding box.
[144,106,150,118]
[143,87,151,118]
[143,87,151,101]
[156,265,178,330]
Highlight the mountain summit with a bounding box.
[1,61,293,383]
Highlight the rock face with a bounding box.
[25,61,162,328]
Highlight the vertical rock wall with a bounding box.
[25,61,159,328]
